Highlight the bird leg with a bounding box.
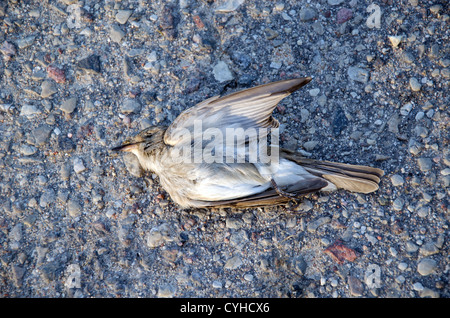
[271,179,310,213]
[271,179,301,200]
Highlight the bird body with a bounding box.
[112,78,383,208]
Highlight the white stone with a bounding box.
[390,174,404,186]
[213,61,234,82]
[212,280,222,288]
[388,35,403,48]
[20,105,41,117]
[328,0,344,5]
[309,88,320,96]
[400,102,413,116]
[215,0,245,13]
[73,158,86,174]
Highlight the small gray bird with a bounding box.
[112,77,383,208]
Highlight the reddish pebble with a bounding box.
[324,240,358,264]
[47,65,66,83]
[337,8,353,24]
[192,15,205,29]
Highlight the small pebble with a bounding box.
[417,258,437,276]
[398,262,408,271]
[303,141,319,151]
[213,61,234,83]
[212,280,222,289]
[39,188,56,208]
[77,54,101,74]
[416,205,430,218]
[337,8,352,24]
[16,35,36,49]
[215,0,245,13]
[390,174,404,186]
[419,288,439,298]
[309,88,320,97]
[299,8,316,22]
[157,284,176,298]
[348,66,369,83]
[18,144,37,156]
[389,247,398,257]
[146,229,165,248]
[348,276,364,297]
[67,199,82,217]
[392,197,404,211]
[409,77,421,92]
[60,97,77,114]
[417,158,432,172]
[1,41,16,59]
[47,65,66,84]
[226,217,244,230]
[419,242,439,257]
[110,24,126,43]
[396,275,406,284]
[41,80,57,98]
[388,35,402,48]
[415,111,424,120]
[73,158,86,174]
[429,4,442,14]
[406,241,419,253]
[297,200,314,213]
[413,282,424,291]
[32,125,52,146]
[20,105,41,117]
[224,255,243,270]
[121,98,141,114]
[408,139,422,155]
[400,102,413,116]
[115,10,133,24]
[80,27,93,37]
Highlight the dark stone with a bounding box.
[159,5,178,40]
[142,90,157,105]
[332,106,348,136]
[292,256,308,275]
[58,136,76,152]
[232,52,252,70]
[40,261,64,283]
[77,54,101,74]
[237,74,257,86]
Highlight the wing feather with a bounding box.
[163,77,312,147]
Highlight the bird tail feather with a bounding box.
[283,152,384,194]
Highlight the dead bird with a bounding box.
[112,77,384,208]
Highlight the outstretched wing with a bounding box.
[163,77,312,147]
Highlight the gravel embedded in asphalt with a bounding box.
[0,0,448,298]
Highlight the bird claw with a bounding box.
[271,179,311,214]
[271,178,302,200]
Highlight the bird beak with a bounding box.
[110,143,138,152]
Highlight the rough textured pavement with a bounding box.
[0,0,448,298]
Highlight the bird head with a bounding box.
[111,125,167,155]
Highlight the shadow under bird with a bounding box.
[112,77,384,208]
